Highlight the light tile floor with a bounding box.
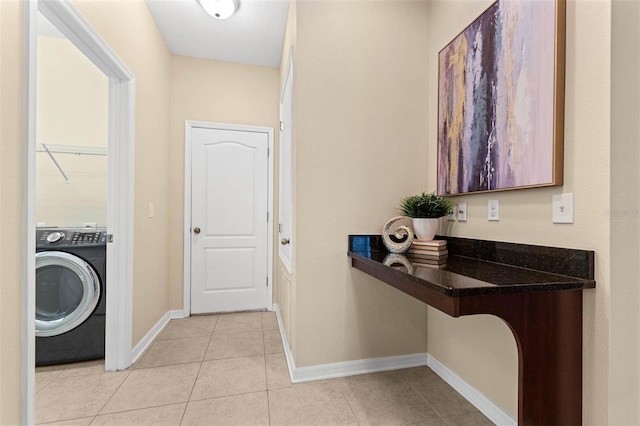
[35,311,493,425]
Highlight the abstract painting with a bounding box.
[438,0,565,195]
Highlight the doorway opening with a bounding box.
[24,0,135,423]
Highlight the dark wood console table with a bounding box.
[348,235,595,426]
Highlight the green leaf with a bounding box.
[399,192,453,218]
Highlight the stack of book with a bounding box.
[407,239,448,268]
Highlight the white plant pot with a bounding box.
[412,217,439,241]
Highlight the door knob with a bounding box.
[280,238,290,245]
[193,227,201,234]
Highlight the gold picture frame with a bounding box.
[437,0,566,195]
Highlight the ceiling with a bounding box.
[145,0,289,68]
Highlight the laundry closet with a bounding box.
[36,21,108,228]
[34,14,109,366]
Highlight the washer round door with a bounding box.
[35,251,101,337]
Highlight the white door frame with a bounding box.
[279,48,294,273]
[24,0,135,422]
[183,121,274,315]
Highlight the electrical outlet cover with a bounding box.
[447,205,457,221]
[488,200,500,221]
[458,203,467,222]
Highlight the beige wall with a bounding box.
[284,0,634,422]
[72,0,173,346]
[426,0,613,421]
[610,0,640,423]
[36,35,108,227]
[3,0,637,423]
[290,0,431,367]
[0,1,25,423]
[168,55,280,310]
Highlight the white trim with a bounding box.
[183,121,274,315]
[25,1,135,421]
[278,48,294,273]
[279,48,294,106]
[37,0,130,78]
[266,127,274,309]
[183,122,192,315]
[272,304,428,384]
[293,352,430,384]
[131,310,185,363]
[427,354,517,426]
[273,304,296,380]
[23,2,38,424]
[105,77,135,372]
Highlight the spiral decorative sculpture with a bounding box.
[383,253,414,275]
[382,216,414,254]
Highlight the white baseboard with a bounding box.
[292,352,430,383]
[427,354,516,426]
[131,309,185,364]
[272,304,297,380]
[272,305,514,425]
[272,304,428,383]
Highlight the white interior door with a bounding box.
[279,52,294,271]
[190,127,269,313]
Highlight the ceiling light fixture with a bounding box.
[198,0,237,20]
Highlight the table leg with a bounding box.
[460,290,583,425]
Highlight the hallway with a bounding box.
[35,312,492,425]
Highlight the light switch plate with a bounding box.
[488,200,500,221]
[447,205,457,221]
[458,203,467,222]
[553,193,574,223]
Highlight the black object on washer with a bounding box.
[35,227,107,366]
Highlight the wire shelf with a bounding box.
[36,143,108,156]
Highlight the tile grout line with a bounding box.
[405,372,489,424]
[179,316,218,423]
[407,379,450,424]
[264,311,277,426]
[201,316,219,363]
[335,378,362,426]
[93,362,204,420]
[35,414,96,425]
[33,370,62,398]
[262,326,269,414]
[264,347,273,426]
[261,313,268,356]
[92,404,190,424]
[90,367,132,421]
[179,357,206,423]
[185,326,216,401]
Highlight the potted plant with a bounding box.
[400,191,454,240]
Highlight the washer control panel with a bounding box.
[37,228,107,247]
[70,231,104,245]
